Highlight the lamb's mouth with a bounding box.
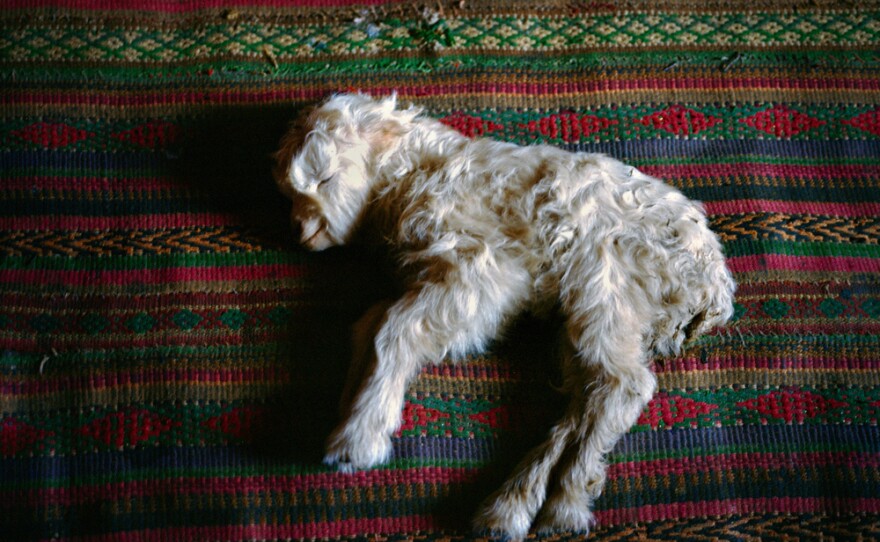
[299,220,334,251]
[302,227,323,246]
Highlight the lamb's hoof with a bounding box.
[323,426,392,471]
[534,500,595,536]
[472,493,534,542]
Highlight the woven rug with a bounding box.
[2,1,879,540]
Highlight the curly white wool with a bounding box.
[275,93,736,539]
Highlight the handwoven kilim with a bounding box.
[2,0,879,540]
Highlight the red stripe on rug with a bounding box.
[728,254,880,273]
[0,264,305,286]
[721,322,880,336]
[0,289,294,309]
[3,176,183,191]
[13,456,875,506]
[641,163,880,182]
[0,204,874,233]
[10,162,878,192]
[7,77,880,106]
[657,354,880,373]
[14,468,477,506]
[0,330,290,351]
[0,213,243,230]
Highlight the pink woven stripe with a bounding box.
[13,456,875,508]
[21,452,880,506]
[17,461,876,537]
[0,330,286,351]
[0,367,291,395]
[3,176,183,191]
[642,163,880,182]
[15,467,476,505]
[0,213,241,230]
[35,498,880,540]
[0,204,873,233]
[728,254,880,273]
[0,264,304,286]
[10,163,878,193]
[6,76,879,106]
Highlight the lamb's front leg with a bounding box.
[324,261,526,471]
[325,283,481,470]
[323,292,440,471]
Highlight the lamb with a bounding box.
[273,93,736,539]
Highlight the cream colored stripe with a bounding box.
[4,363,876,413]
[408,366,880,396]
[656,368,880,388]
[3,9,878,63]
[0,382,286,413]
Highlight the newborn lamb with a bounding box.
[273,93,736,539]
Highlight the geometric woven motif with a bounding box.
[2,2,880,541]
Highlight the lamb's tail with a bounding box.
[650,251,737,358]
[684,257,737,345]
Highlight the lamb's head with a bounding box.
[273,93,420,251]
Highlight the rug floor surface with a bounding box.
[1,1,879,540]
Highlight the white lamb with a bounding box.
[273,93,736,539]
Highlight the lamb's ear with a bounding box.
[365,119,407,156]
[272,127,300,198]
[363,94,420,156]
[377,93,398,115]
[272,104,315,198]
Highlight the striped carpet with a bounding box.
[1,1,879,540]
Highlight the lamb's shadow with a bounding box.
[172,104,294,246]
[171,103,398,462]
[253,245,399,462]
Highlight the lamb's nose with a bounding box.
[289,193,320,239]
[290,212,304,240]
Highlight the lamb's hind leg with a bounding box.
[534,354,654,533]
[473,334,653,538]
[536,257,656,533]
[472,382,584,540]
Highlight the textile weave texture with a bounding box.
[2,1,879,540]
